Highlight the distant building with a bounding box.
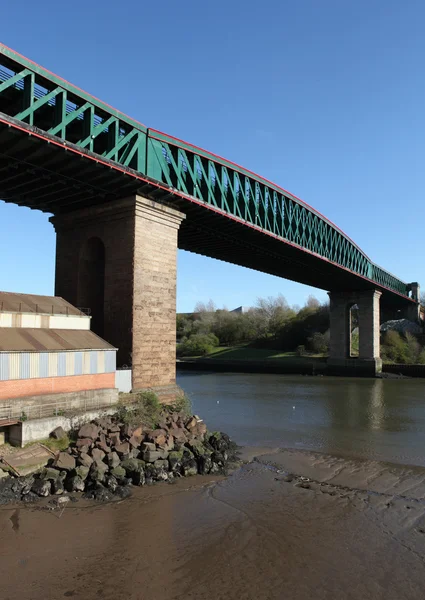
[230,306,250,314]
[0,292,117,443]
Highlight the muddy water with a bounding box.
[178,371,425,467]
[2,373,425,599]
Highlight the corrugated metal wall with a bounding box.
[0,350,116,381]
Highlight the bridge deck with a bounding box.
[0,44,413,304]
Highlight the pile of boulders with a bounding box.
[0,409,239,504]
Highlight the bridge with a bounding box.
[0,43,419,394]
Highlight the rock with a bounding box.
[105,474,119,492]
[84,482,113,502]
[76,438,93,451]
[181,459,198,477]
[109,432,121,447]
[171,425,187,443]
[32,478,52,497]
[142,450,162,463]
[168,450,184,471]
[0,468,10,479]
[78,423,100,440]
[107,451,120,469]
[90,460,109,482]
[192,422,207,438]
[120,458,145,485]
[114,442,130,457]
[40,467,62,482]
[121,424,133,438]
[111,466,127,483]
[96,434,110,454]
[148,429,167,446]
[51,478,65,495]
[66,475,85,493]
[91,448,106,462]
[22,492,39,503]
[154,459,169,469]
[93,417,110,429]
[54,452,76,472]
[141,442,156,452]
[77,452,93,468]
[50,426,67,440]
[115,485,132,499]
[75,466,90,481]
[198,455,212,475]
[108,424,121,433]
[133,426,143,438]
[185,416,197,430]
[129,435,143,448]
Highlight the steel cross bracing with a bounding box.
[0,43,409,299]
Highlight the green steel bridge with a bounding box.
[0,44,414,307]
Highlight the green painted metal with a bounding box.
[0,44,409,298]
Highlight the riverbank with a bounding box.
[1,448,425,599]
[178,351,425,377]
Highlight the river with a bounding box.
[178,371,425,467]
[2,372,425,599]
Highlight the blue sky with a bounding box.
[1,0,424,312]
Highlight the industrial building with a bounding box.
[0,292,118,444]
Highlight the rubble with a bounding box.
[0,406,239,504]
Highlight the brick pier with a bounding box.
[50,195,185,400]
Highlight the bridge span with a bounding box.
[0,44,419,393]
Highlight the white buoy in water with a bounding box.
[293,406,295,409]
[217,400,220,404]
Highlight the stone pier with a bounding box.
[50,195,185,402]
[328,290,382,375]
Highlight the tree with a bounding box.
[255,294,295,337]
[194,300,217,313]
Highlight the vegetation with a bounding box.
[177,295,330,357]
[177,333,219,357]
[171,394,193,416]
[179,294,425,365]
[38,435,71,452]
[117,391,162,429]
[381,331,425,364]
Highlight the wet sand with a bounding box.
[1,449,425,599]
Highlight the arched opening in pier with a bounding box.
[349,303,359,357]
[78,236,105,336]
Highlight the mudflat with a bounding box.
[1,449,425,600]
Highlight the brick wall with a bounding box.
[0,373,115,400]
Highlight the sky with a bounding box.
[1,0,424,312]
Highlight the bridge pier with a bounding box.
[328,290,382,376]
[50,195,185,402]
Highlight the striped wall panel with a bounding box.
[0,350,117,381]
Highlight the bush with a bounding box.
[296,344,306,356]
[177,333,219,357]
[380,330,422,364]
[307,332,329,354]
[170,394,193,416]
[117,391,161,429]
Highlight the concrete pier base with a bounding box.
[327,357,383,377]
[328,289,383,377]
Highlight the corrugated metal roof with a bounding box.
[0,292,84,316]
[0,328,116,352]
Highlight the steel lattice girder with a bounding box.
[0,44,410,298]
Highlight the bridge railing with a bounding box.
[0,44,410,299]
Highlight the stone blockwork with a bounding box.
[328,290,382,374]
[50,196,185,396]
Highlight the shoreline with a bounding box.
[177,358,425,378]
[1,446,425,599]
